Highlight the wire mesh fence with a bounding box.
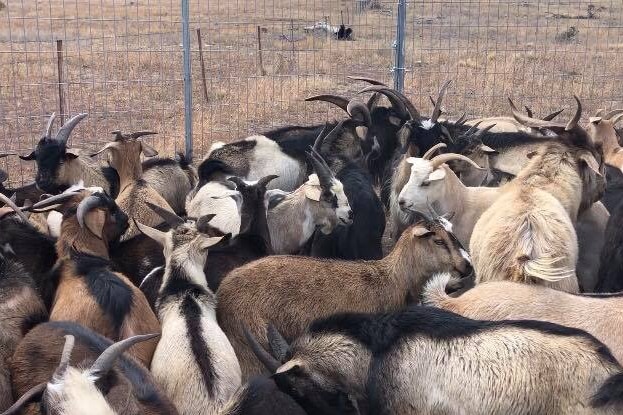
[1,0,622,186]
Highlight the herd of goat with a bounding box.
[2,76,623,414]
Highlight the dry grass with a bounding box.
[0,0,622,185]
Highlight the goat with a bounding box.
[135,206,241,414]
[596,196,623,292]
[219,376,307,415]
[603,165,623,212]
[307,122,386,260]
[216,216,472,379]
[0,154,44,205]
[249,306,623,415]
[186,180,242,236]
[424,273,623,363]
[140,153,197,215]
[9,322,177,415]
[92,130,177,241]
[0,243,48,412]
[588,109,623,172]
[30,189,160,366]
[265,149,353,254]
[470,97,605,293]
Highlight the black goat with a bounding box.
[596,195,623,292]
[602,165,623,213]
[221,376,307,415]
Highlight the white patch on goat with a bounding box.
[299,206,316,248]
[246,135,305,191]
[437,217,453,233]
[460,248,472,264]
[46,368,115,415]
[140,266,164,289]
[421,119,435,130]
[207,141,225,156]
[186,181,241,236]
[47,210,64,238]
[331,178,352,225]
[243,179,259,186]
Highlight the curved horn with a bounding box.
[455,113,467,125]
[367,92,382,110]
[307,148,334,190]
[508,98,566,130]
[30,191,80,211]
[0,153,16,158]
[257,174,279,188]
[430,153,484,171]
[319,120,345,153]
[90,333,159,377]
[55,113,88,144]
[601,109,623,121]
[267,324,290,362]
[52,335,75,381]
[542,108,565,121]
[0,194,30,222]
[347,76,387,86]
[45,112,57,138]
[462,120,484,137]
[565,95,582,131]
[475,123,497,138]
[305,95,349,112]
[610,113,623,126]
[0,383,46,415]
[431,80,452,123]
[359,86,419,120]
[77,195,104,230]
[145,201,184,227]
[422,143,447,160]
[130,131,158,139]
[347,100,372,127]
[312,123,332,152]
[524,106,534,118]
[243,327,280,373]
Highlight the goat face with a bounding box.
[310,177,353,234]
[397,158,447,214]
[21,137,79,193]
[397,120,451,156]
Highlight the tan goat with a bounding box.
[469,97,605,293]
[92,131,176,241]
[588,109,623,172]
[216,217,472,380]
[424,273,623,363]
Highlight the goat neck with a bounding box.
[109,143,143,192]
[59,156,112,194]
[515,144,583,222]
[56,218,110,260]
[379,240,430,303]
[159,243,210,295]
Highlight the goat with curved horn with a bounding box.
[430,80,452,123]
[430,153,484,171]
[509,96,582,132]
[90,333,159,377]
[315,121,345,154]
[0,383,47,415]
[0,193,30,222]
[359,85,420,120]
[346,100,372,126]
[347,75,387,86]
[422,143,448,160]
[77,194,105,231]
[312,123,332,152]
[29,191,80,212]
[55,113,88,144]
[542,108,565,121]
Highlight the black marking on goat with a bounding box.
[32,137,65,193]
[101,166,120,198]
[228,376,307,415]
[45,321,175,409]
[20,309,49,336]
[158,269,210,301]
[267,193,286,210]
[264,124,326,159]
[308,306,618,365]
[181,294,218,398]
[592,372,623,408]
[197,159,236,186]
[597,184,623,292]
[142,157,178,170]
[72,252,133,334]
[573,291,623,298]
[479,131,549,151]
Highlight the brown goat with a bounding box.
[92,131,176,241]
[216,217,472,380]
[588,109,623,172]
[470,97,605,293]
[31,189,160,367]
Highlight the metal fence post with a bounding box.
[393,0,407,93]
[181,0,193,160]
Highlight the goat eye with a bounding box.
[434,239,445,246]
[421,181,430,187]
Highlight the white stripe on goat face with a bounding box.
[331,178,352,224]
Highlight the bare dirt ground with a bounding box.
[1,0,622,185]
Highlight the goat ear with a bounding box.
[589,117,602,125]
[412,225,434,237]
[304,186,322,202]
[579,152,603,177]
[19,151,36,161]
[65,148,81,159]
[355,126,368,140]
[84,208,106,239]
[428,168,446,182]
[275,359,302,375]
[480,144,498,154]
[134,219,167,246]
[141,142,159,157]
[200,235,226,250]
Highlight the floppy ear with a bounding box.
[141,142,159,157]
[84,209,106,239]
[134,219,167,246]
[579,152,603,177]
[412,225,434,237]
[19,151,36,161]
[304,186,322,202]
[428,168,446,182]
[589,117,602,125]
[200,235,227,251]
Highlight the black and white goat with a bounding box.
[135,206,241,414]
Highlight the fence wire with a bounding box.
[1,0,622,186]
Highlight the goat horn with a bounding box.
[475,123,497,138]
[430,80,452,123]
[145,201,185,227]
[312,123,332,152]
[455,113,467,125]
[319,120,345,154]
[267,324,290,362]
[90,334,159,378]
[227,176,247,189]
[130,131,158,139]
[347,100,372,127]
[366,92,382,110]
[305,95,349,112]
[77,194,104,230]
[0,153,16,158]
[602,109,623,121]
[55,113,88,145]
[52,335,75,381]
[542,108,565,121]
[257,174,279,188]
[243,327,280,373]
[30,191,80,211]
[347,75,387,86]
[422,143,447,160]
[463,120,484,137]
[0,193,30,222]
[45,112,57,138]
[90,142,119,157]
[307,146,334,187]
[0,383,47,415]
[508,98,566,130]
[610,113,623,126]
[358,86,419,120]
[430,153,484,171]
[565,95,582,131]
[524,106,534,118]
